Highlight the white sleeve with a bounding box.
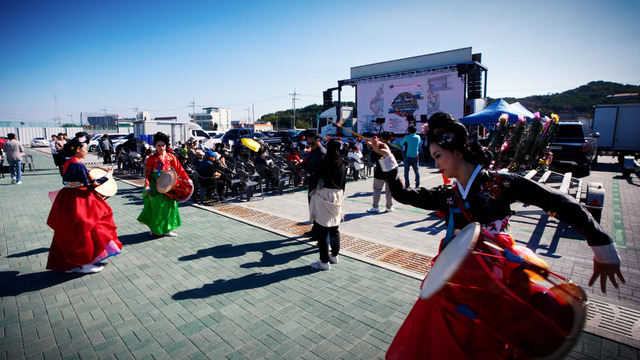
[591,243,621,264]
[378,155,398,172]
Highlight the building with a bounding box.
[190,107,231,132]
[86,113,119,128]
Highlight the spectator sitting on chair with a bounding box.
[193,149,205,170]
[253,148,277,189]
[197,150,227,201]
[116,145,127,171]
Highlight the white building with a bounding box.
[190,107,231,132]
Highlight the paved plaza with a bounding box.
[1,149,639,359]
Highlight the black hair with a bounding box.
[62,137,85,157]
[426,112,492,167]
[324,138,343,166]
[380,131,392,141]
[7,133,15,140]
[407,125,416,134]
[76,132,90,143]
[153,132,170,146]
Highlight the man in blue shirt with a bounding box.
[401,125,421,187]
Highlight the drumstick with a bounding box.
[325,118,373,142]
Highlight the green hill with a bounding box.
[493,81,640,119]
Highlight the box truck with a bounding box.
[134,117,209,147]
[593,104,640,159]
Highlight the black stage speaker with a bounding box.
[420,114,428,123]
[375,118,386,124]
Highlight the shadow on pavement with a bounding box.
[117,188,144,206]
[0,270,76,296]
[119,232,158,246]
[347,191,374,199]
[6,247,49,258]
[343,212,375,222]
[172,266,315,299]
[178,238,316,269]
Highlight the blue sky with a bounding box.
[1,0,638,124]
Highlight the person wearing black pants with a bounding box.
[308,139,346,270]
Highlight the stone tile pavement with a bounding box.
[1,149,639,359]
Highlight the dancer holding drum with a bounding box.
[47,135,122,274]
[367,113,625,359]
[137,132,192,237]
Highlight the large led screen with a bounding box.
[356,71,464,134]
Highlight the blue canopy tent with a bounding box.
[510,102,536,118]
[459,99,533,125]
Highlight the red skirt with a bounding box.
[46,187,121,271]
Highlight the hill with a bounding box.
[258,102,355,129]
[493,81,640,119]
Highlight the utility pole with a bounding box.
[245,107,250,124]
[54,95,61,126]
[190,99,196,123]
[289,88,299,129]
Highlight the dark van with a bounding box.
[221,128,252,145]
[549,121,599,175]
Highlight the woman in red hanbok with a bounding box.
[368,113,625,359]
[47,136,122,273]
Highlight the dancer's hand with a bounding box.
[589,259,625,293]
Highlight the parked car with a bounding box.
[549,121,599,175]
[206,131,224,138]
[292,128,318,142]
[221,128,253,146]
[112,133,135,148]
[203,133,224,148]
[242,132,280,145]
[87,134,103,152]
[89,133,132,152]
[30,137,48,147]
[271,129,300,144]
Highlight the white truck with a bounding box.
[593,104,640,161]
[133,116,210,148]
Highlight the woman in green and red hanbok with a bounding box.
[137,132,191,237]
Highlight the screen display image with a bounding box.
[356,71,464,134]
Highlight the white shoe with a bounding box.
[385,207,394,212]
[367,207,380,213]
[16,181,22,185]
[164,232,177,237]
[80,264,104,273]
[66,264,104,273]
[11,178,16,184]
[310,261,330,270]
[328,255,339,264]
[65,266,82,273]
